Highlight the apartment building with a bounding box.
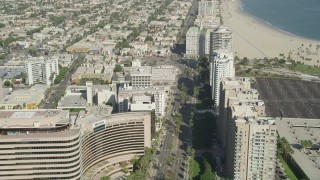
[218,78,255,147]
[210,25,232,54]
[25,56,59,85]
[199,28,213,56]
[210,50,235,105]
[198,0,217,17]
[226,109,277,180]
[218,78,277,180]
[0,109,151,179]
[186,26,200,58]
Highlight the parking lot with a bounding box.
[252,78,320,118]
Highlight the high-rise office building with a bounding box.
[198,0,217,17]
[0,109,151,179]
[186,26,200,58]
[25,56,59,85]
[210,50,235,105]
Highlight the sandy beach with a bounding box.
[221,0,320,65]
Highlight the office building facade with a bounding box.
[0,109,151,179]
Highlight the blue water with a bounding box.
[240,0,320,41]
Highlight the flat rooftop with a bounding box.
[0,109,70,128]
[57,95,87,109]
[132,95,151,102]
[126,66,152,75]
[276,117,320,179]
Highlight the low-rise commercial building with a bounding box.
[118,86,169,116]
[57,82,117,109]
[0,84,48,109]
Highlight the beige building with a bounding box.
[186,26,200,58]
[151,65,176,85]
[226,105,277,180]
[219,78,277,180]
[0,84,48,110]
[0,109,151,179]
[218,78,255,147]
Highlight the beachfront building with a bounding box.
[210,50,235,105]
[218,78,263,147]
[198,0,217,17]
[225,105,277,180]
[25,56,59,85]
[186,26,200,58]
[210,25,232,55]
[0,109,151,179]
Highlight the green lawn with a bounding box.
[288,63,320,76]
[278,156,298,180]
[191,159,201,179]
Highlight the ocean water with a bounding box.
[240,0,320,41]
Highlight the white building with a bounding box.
[210,50,235,105]
[57,82,117,109]
[118,86,169,117]
[198,0,217,17]
[210,25,232,56]
[25,56,59,85]
[130,95,155,112]
[186,26,200,58]
[129,66,152,88]
[154,91,166,116]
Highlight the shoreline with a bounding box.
[238,0,320,43]
[221,0,320,65]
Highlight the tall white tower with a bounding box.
[210,50,235,105]
[86,81,93,106]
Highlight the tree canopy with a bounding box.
[145,35,153,41]
[300,140,313,149]
[114,65,123,72]
[200,158,216,180]
[4,80,11,87]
